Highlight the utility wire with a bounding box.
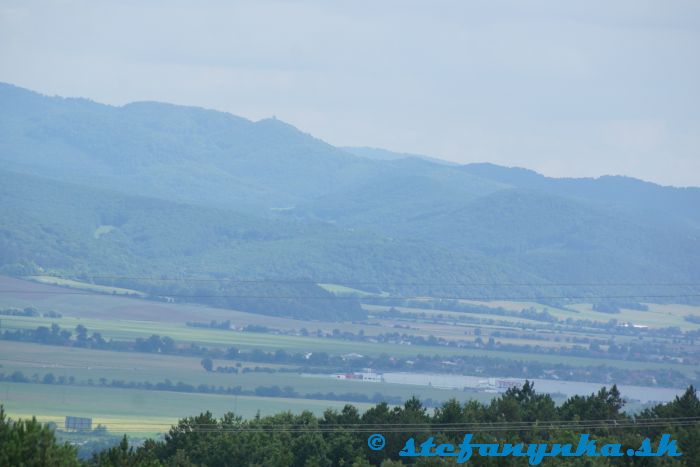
[26,275,700,287]
[73,416,700,428]
[60,418,700,433]
[2,290,699,300]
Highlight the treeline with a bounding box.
[0,306,62,318]
[366,300,560,323]
[370,298,647,323]
[186,319,233,330]
[149,320,700,371]
[0,370,405,406]
[2,383,699,466]
[190,317,699,366]
[370,329,699,365]
[97,277,366,321]
[686,315,700,325]
[2,323,695,388]
[593,301,649,314]
[185,320,271,333]
[377,306,697,340]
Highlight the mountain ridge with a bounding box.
[1,82,698,316]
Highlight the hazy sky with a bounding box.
[1,1,699,186]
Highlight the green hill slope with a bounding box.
[1,82,699,309]
[0,169,543,317]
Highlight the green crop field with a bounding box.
[0,316,672,372]
[460,300,580,316]
[0,275,369,333]
[565,303,700,330]
[371,301,700,331]
[27,276,147,297]
[0,341,499,404]
[318,283,385,297]
[1,314,697,376]
[0,381,377,436]
[2,272,698,438]
[0,341,290,385]
[368,304,561,328]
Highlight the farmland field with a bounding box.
[565,302,700,330]
[0,381,377,436]
[1,274,699,440]
[5,275,698,335]
[1,313,696,375]
[27,276,147,297]
[376,301,700,331]
[0,341,500,403]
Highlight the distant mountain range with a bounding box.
[1,82,699,318]
[342,146,459,166]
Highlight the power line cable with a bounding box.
[76,416,700,428]
[2,290,699,300]
[59,418,700,433]
[27,275,700,287]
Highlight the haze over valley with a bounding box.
[1,82,699,462]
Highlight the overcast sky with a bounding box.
[1,0,699,186]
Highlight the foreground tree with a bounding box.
[3,383,699,466]
[0,406,78,467]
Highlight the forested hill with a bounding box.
[0,82,391,212]
[1,82,699,316]
[460,163,700,227]
[0,168,537,319]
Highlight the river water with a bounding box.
[381,372,685,403]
